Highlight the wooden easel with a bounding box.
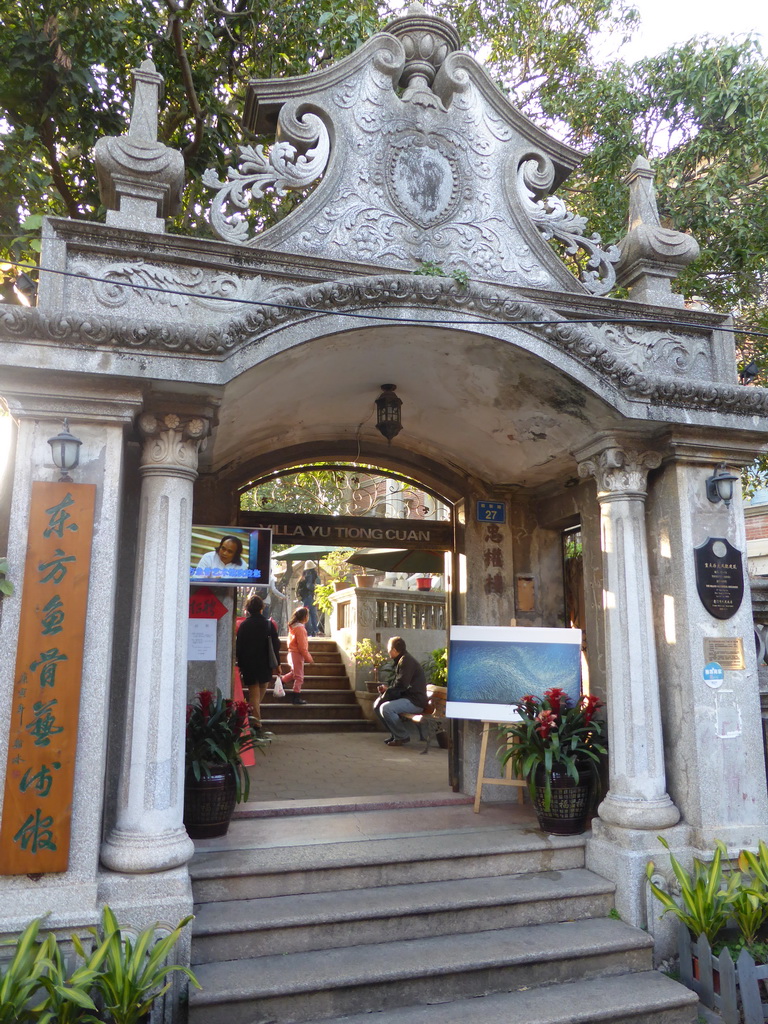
[473,721,527,813]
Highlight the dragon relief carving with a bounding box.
[597,324,711,377]
[71,259,268,313]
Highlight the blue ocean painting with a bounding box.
[448,638,580,707]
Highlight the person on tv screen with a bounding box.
[192,535,252,580]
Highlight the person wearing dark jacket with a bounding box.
[236,594,280,737]
[373,636,428,746]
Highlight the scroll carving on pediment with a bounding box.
[518,155,621,296]
[203,109,330,245]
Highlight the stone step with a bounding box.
[260,719,375,734]
[191,867,615,963]
[266,702,363,720]
[293,972,699,1024]
[276,660,347,675]
[266,676,352,693]
[189,825,587,904]
[187,917,654,1024]
[265,689,357,705]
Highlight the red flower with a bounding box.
[198,690,215,720]
[579,694,603,723]
[544,687,570,716]
[519,695,539,716]
[535,709,556,739]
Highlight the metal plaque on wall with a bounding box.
[694,537,744,620]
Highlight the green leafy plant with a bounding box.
[30,930,102,1024]
[422,647,447,687]
[646,836,740,944]
[0,917,50,1023]
[185,688,269,802]
[497,688,606,810]
[76,906,200,1024]
[0,557,13,597]
[352,639,389,681]
[314,549,354,617]
[413,261,469,288]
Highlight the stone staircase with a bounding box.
[188,817,698,1024]
[263,638,372,734]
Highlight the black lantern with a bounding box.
[47,419,82,482]
[706,464,739,507]
[375,384,402,442]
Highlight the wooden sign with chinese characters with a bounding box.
[0,482,95,874]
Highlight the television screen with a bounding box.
[190,527,271,587]
[447,625,582,722]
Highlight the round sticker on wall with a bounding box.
[703,662,725,688]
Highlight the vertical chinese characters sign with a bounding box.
[0,482,95,874]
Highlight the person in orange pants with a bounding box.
[281,606,313,705]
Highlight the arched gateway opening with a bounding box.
[2,3,768,1013]
[194,459,460,802]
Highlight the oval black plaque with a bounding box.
[694,536,744,620]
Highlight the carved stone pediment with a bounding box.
[204,5,619,295]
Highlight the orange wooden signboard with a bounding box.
[0,482,95,874]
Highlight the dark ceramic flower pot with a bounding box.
[533,761,591,835]
[184,764,237,839]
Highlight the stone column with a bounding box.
[577,439,680,830]
[101,410,210,873]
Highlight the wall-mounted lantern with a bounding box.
[706,464,739,507]
[47,419,82,482]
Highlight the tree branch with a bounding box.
[164,0,205,161]
[39,117,82,218]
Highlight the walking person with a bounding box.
[281,606,314,705]
[236,594,279,737]
[296,561,319,636]
[374,636,428,746]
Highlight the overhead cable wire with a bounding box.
[3,257,768,341]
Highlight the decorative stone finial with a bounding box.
[94,59,185,233]
[616,155,699,307]
[385,2,460,109]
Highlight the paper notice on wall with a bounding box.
[188,618,217,661]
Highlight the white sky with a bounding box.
[601,0,767,61]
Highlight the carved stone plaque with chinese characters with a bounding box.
[694,537,744,621]
[0,483,95,874]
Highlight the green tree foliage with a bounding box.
[0,0,382,276]
[544,37,768,339]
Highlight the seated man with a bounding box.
[374,636,428,747]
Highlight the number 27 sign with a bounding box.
[476,501,506,524]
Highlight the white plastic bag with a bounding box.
[273,676,285,698]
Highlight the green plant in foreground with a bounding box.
[422,647,447,687]
[30,930,102,1024]
[0,557,13,597]
[497,688,606,811]
[646,836,740,944]
[75,906,200,1024]
[0,917,49,1023]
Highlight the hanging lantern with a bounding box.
[375,384,402,442]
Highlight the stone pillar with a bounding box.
[577,439,680,830]
[645,440,768,851]
[101,409,210,873]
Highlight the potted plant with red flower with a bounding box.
[184,688,269,838]
[497,688,606,835]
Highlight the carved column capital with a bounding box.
[578,445,661,498]
[137,411,210,477]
